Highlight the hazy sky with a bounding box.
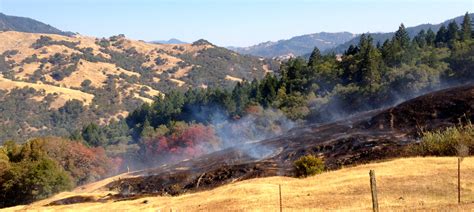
[0,0,472,46]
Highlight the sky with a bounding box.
[0,0,472,47]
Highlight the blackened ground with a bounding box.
[106,84,474,197]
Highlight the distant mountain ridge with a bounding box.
[325,13,474,54]
[0,13,72,36]
[229,32,356,58]
[150,38,188,44]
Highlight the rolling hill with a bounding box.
[5,157,474,211]
[230,13,473,58]
[229,32,355,58]
[0,30,277,142]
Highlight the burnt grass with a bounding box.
[104,85,474,199]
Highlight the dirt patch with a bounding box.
[225,75,243,82]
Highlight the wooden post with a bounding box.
[279,184,282,212]
[458,157,461,204]
[369,170,379,212]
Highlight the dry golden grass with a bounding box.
[0,76,94,108]
[0,31,220,109]
[113,36,212,75]
[225,75,243,82]
[172,66,194,78]
[262,64,273,74]
[0,31,99,63]
[98,110,129,125]
[169,78,186,87]
[5,157,474,211]
[62,59,140,88]
[12,62,42,80]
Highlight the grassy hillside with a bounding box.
[0,31,276,142]
[5,157,474,211]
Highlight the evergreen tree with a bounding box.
[435,25,448,45]
[82,123,106,147]
[231,81,251,115]
[345,44,359,56]
[447,21,460,42]
[425,28,436,46]
[358,35,383,90]
[308,47,322,66]
[394,23,411,49]
[140,119,155,138]
[461,12,472,41]
[414,29,427,47]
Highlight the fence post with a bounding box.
[369,170,379,212]
[458,157,461,204]
[279,184,282,212]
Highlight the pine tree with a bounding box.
[447,21,460,42]
[414,29,427,47]
[345,44,359,55]
[359,35,383,90]
[308,47,322,66]
[394,23,411,49]
[461,12,472,41]
[425,28,436,46]
[435,25,448,45]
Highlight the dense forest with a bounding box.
[1,13,473,207]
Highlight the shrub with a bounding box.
[81,79,92,88]
[0,140,73,207]
[293,155,325,177]
[409,122,474,156]
[154,56,167,65]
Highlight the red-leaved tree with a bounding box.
[141,124,219,165]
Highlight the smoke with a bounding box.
[212,107,295,148]
[209,107,295,161]
[307,76,474,125]
[120,105,296,172]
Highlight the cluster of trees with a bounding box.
[125,13,473,125]
[31,35,79,50]
[77,13,474,164]
[0,137,115,207]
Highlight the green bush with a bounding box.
[410,122,474,156]
[293,155,325,177]
[0,142,73,208]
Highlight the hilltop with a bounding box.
[0,13,71,36]
[5,157,474,211]
[150,38,188,45]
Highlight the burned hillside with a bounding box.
[106,84,474,196]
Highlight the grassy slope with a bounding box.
[5,157,474,211]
